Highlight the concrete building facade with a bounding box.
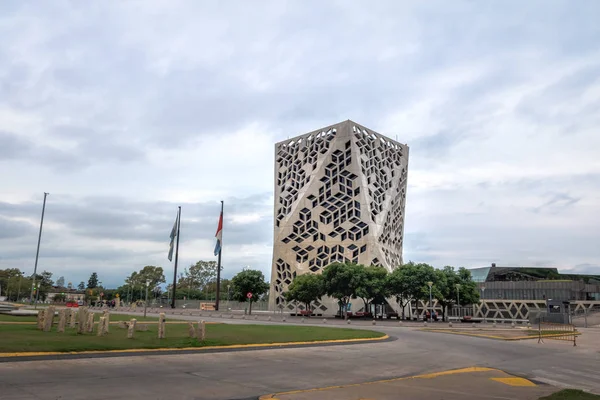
[269,120,409,312]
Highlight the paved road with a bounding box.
[1,314,599,400]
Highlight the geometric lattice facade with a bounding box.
[269,120,409,312]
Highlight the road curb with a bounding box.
[0,334,390,363]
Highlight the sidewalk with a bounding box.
[260,367,557,400]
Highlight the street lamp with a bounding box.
[456,284,461,318]
[144,279,150,318]
[227,284,231,309]
[481,286,486,324]
[427,281,433,322]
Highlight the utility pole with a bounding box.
[17,276,22,302]
[427,281,433,322]
[456,283,461,318]
[144,280,150,318]
[30,192,49,307]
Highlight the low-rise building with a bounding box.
[469,264,600,301]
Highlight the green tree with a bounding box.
[35,270,54,301]
[432,266,459,321]
[456,267,480,306]
[77,281,85,291]
[52,293,67,303]
[126,271,142,301]
[285,274,324,313]
[0,268,22,294]
[386,265,413,320]
[138,265,166,288]
[87,272,99,289]
[204,278,232,300]
[179,260,222,298]
[0,269,24,300]
[56,276,65,288]
[2,270,28,302]
[122,267,166,302]
[231,269,269,315]
[392,262,436,318]
[355,266,389,314]
[322,262,363,319]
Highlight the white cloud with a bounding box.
[1,1,599,286]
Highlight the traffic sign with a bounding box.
[247,292,253,299]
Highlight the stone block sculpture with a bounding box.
[127,319,137,338]
[57,309,67,333]
[158,313,166,339]
[97,317,106,336]
[103,310,110,333]
[196,320,206,341]
[68,309,76,328]
[86,312,95,333]
[43,306,56,332]
[36,310,45,330]
[77,307,88,334]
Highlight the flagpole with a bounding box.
[171,206,181,309]
[30,192,49,307]
[215,201,223,311]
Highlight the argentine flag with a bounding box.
[168,215,178,262]
[214,211,223,256]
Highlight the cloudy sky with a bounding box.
[1,1,599,288]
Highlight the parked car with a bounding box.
[423,311,439,321]
[385,312,399,319]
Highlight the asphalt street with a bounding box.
[1,314,599,400]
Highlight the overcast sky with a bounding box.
[1,1,599,288]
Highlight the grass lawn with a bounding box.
[539,389,600,399]
[0,315,384,353]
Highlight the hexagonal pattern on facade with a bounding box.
[270,120,409,312]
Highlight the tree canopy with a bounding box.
[355,266,389,311]
[284,273,324,312]
[321,262,363,318]
[231,269,269,314]
[87,272,99,289]
[286,261,480,321]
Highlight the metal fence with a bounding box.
[538,320,578,346]
[174,300,270,311]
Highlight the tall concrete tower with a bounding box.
[269,120,409,313]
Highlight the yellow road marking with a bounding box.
[412,367,494,379]
[0,335,388,358]
[491,377,536,387]
[420,329,508,340]
[421,328,581,341]
[258,367,500,399]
